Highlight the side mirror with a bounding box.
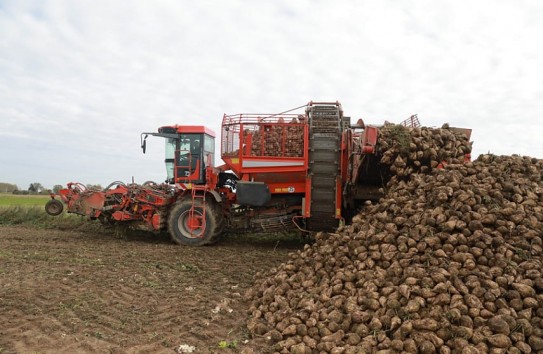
[141,134,148,154]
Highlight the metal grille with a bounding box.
[247,124,304,157]
[221,124,241,157]
[400,114,421,128]
[221,113,305,158]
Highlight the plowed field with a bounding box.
[0,226,300,353]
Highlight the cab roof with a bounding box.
[158,125,216,138]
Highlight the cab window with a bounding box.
[203,134,215,167]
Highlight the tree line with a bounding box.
[0,182,103,195]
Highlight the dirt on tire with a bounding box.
[0,226,300,353]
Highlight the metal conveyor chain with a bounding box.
[307,104,342,231]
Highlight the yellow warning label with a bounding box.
[274,187,295,193]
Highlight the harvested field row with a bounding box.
[0,227,299,354]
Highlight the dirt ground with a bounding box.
[0,226,301,353]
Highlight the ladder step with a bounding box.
[190,187,207,237]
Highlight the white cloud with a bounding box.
[1,0,543,189]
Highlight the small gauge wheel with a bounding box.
[45,199,64,216]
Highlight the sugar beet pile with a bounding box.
[246,124,543,353]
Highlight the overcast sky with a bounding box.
[1,0,542,190]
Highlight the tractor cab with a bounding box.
[141,125,216,185]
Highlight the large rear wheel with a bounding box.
[167,198,223,246]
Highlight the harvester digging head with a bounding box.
[46,181,175,231]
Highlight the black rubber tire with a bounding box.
[45,199,64,216]
[207,202,226,245]
[167,197,223,246]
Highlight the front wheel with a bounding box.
[167,198,223,246]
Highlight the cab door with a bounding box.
[175,134,204,184]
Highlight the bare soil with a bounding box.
[0,226,301,353]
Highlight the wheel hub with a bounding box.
[186,214,202,230]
